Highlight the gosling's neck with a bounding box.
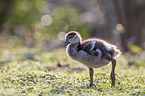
[68,41,81,52]
[66,42,79,59]
[69,42,80,48]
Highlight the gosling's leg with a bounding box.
[105,56,116,87]
[110,59,116,87]
[89,68,94,87]
[101,48,117,87]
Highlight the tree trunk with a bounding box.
[99,0,145,51]
[0,0,16,32]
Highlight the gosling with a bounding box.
[63,31,121,87]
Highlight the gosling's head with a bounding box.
[63,31,82,46]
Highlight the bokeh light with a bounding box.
[41,15,53,26]
[57,32,66,41]
[116,23,125,33]
[80,12,96,23]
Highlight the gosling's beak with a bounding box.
[63,40,70,46]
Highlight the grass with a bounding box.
[0,47,145,96]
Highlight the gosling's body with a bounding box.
[63,31,121,87]
[66,38,120,68]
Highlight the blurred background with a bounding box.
[0,0,145,53]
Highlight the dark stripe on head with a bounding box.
[66,32,77,39]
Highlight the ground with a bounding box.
[0,47,145,95]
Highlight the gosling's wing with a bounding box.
[80,38,121,59]
[79,39,104,56]
[80,41,93,53]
